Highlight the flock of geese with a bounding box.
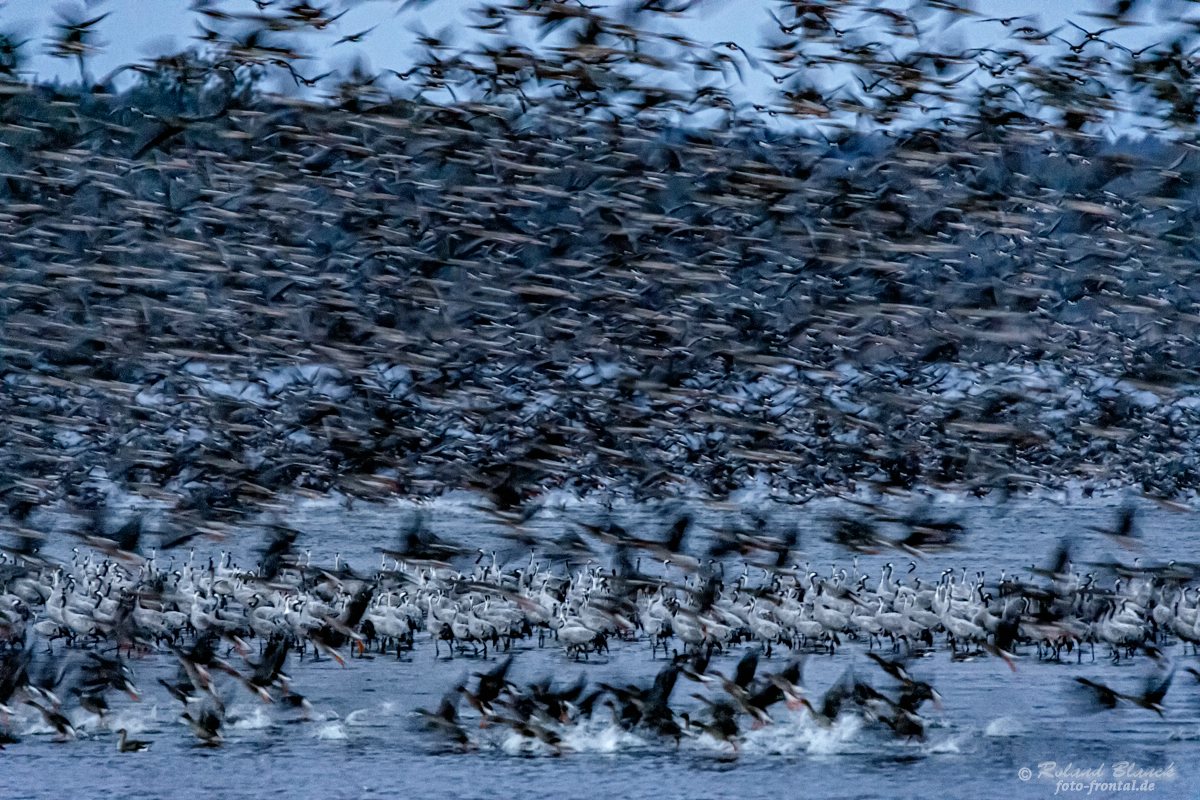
[1,506,1198,753]
[5,0,1200,761]
[6,0,1200,547]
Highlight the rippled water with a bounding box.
[8,494,1200,800]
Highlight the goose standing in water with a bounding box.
[116,728,151,752]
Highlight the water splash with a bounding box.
[985,716,1026,737]
[228,707,275,731]
[314,722,348,741]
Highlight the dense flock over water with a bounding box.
[9,0,1200,797]
[1,495,1199,799]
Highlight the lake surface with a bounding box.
[6,493,1200,800]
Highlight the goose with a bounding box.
[27,700,76,741]
[181,706,223,746]
[1075,666,1173,716]
[799,667,857,728]
[461,656,514,719]
[116,728,151,752]
[683,697,740,751]
[748,658,806,715]
[416,688,470,748]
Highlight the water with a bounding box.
[6,493,1200,800]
